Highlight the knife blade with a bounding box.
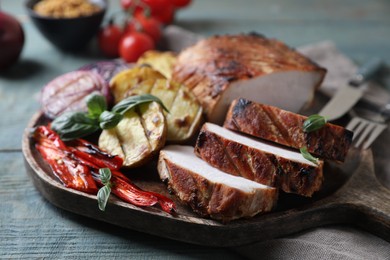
[318,58,382,121]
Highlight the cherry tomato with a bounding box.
[98,22,122,57]
[126,13,162,43]
[142,0,171,15]
[119,32,155,63]
[152,4,175,24]
[172,0,192,8]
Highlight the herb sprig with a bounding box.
[51,94,168,140]
[300,114,327,163]
[97,168,112,211]
[302,114,327,133]
[300,147,319,165]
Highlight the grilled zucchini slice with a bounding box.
[110,66,166,103]
[98,101,167,168]
[137,50,177,79]
[110,66,203,143]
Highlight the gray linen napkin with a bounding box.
[298,41,390,107]
[162,25,390,260]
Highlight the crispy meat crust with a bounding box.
[224,98,353,162]
[158,150,278,222]
[172,34,326,119]
[194,124,324,197]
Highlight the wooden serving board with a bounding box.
[22,111,390,247]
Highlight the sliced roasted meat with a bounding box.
[173,33,326,124]
[158,145,278,222]
[224,98,353,162]
[195,123,324,197]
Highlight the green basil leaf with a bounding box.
[99,168,112,186]
[86,94,107,119]
[303,114,327,133]
[99,111,123,129]
[51,112,99,141]
[97,185,111,211]
[112,94,169,115]
[300,147,319,165]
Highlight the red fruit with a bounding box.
[0,11,24,70]
[126,14,162,43]
[172,0,192,8]
[142,0,171,15]
[98,21,122,57]
[152,4,175,24]
[119,32,155,63]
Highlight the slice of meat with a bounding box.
[158,145,278,222]
[173,33,326,124]
[194,123,324,197]
[224,98,353,162]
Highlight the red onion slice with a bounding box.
[41,71,112,119]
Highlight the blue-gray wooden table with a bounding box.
[1,0,390,259]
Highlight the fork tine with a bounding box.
[362,123,387,149]
[354,122,375,148]
[350,119,367,141]
[346,117,360,132]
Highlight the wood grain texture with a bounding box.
[22,112,390,247]
[0,154,243,259]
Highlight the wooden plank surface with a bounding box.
[1,0,389,258]
[0,152,243,259]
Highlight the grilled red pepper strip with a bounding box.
[68,140,176,213]
[91,169,158,207]
[35,125,176,214]
[147,191,176,213]
[95,169,177,213]
[67,139,123,170]
[34,126,98,193]
[106,171,176,213]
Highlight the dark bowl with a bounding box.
[25,0,107,52]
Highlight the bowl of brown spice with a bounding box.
[25,0,107,52]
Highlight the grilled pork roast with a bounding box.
[224,98,353,162]
[173,33,326,124]
[158,145,278,222]
[195,123,324,197]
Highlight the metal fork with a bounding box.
[346,104,390,149]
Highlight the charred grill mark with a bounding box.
[248,31,265,38]
[232,98,252,118]
[210,81,227,98]
[195,130,207,149]
[265,153,283,186]
[181,88,191,100]
[243,150,259,181]
[174,115,191,128]
[215,60,242,75]
[110,127,126,160]
[223,141,244,178]
[244,152,254,175]
[214,134,242,177]
[135,105,153,147]
[177,70,198,90]
[166,81,180,111]
[299,167,312,176]
[262,106,293,146]
[227,100,257,136]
